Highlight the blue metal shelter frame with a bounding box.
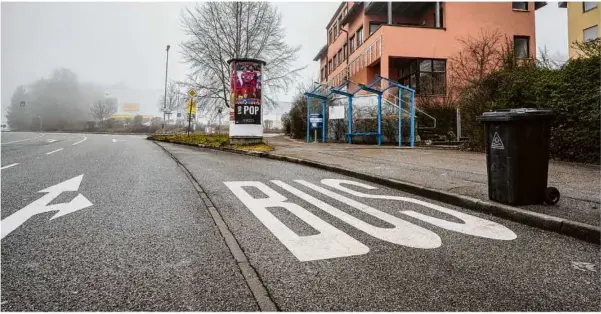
[374,75,416,148]
[304,76,416,147]
[344,78,384,145]
[304,82,332,143]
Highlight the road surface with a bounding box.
[1,132,599,311]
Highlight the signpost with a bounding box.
[186,93,196,136]
[309,113,323,143]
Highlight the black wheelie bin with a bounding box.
[477,108,560,206]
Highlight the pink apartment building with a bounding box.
[314,2,547,106]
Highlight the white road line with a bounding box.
[72,136,87,146]
[1,133,45,145]
[46,148,64,155]
[0,163,19,170]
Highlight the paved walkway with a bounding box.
[265,135,600,227]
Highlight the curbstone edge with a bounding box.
[150,137,601,245]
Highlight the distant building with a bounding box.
[103,86,163,122]
[263,101,291,129]
[559,2,599,58]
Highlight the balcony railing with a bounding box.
[327,35,383,87]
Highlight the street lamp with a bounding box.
[162,44,171,131]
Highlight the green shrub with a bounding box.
[459,51,600,164]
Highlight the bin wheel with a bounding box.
[544,187,560,205]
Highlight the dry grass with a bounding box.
[150,133,273,152]
[232,143,274,152]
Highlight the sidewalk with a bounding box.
[265,135,600,227]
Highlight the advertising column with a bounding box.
[227,58,266,144]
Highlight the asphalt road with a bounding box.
[1,132,599,311]
[1,132,257,311]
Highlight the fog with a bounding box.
[1,1,567,127]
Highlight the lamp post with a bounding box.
[162,45,171,131]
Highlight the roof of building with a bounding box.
[341,2,362,25]
[325,2,347,29]
[313,45,328,62]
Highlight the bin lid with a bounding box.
[477,108,555,122]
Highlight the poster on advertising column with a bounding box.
[230,60,263,124]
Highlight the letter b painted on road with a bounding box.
[223,181,369,261]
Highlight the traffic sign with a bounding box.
[186,99,197,114]
[188,89,196,97]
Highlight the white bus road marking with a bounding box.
[225,179,518,262]
[223,181,369,262]
[46,148,64,155]
[1,133,45,145]
[72,136,87,146]
[273,180,442,249]
[320,179,517,240]
[0,163,19,170]
[0,175,93,239]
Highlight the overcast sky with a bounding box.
[1,1,567,119]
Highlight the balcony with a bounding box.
[364,1,443,29]
[365,1,434,17]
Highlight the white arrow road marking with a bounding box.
[46,148,64,155]
[46,139,57,143]
[72,136,87,146]
[0,174,93,239]
[1,133,45,145]
[0,163,19,170]
[112,138,125,143]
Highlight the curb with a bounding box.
[150,137,601,245]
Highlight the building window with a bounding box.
[399,59,446,95]
[328,29,333,44]
[338,49,343,64]
[369,22,382,35]
[329,60,332,73]
[514,36,530,58]
[349,35,356,53]
[583,2,598,12]
[356,26,363,46]
[512,2,528,10]
[334,22,338,39]
[584,25,599,41]
[343,43,348,60]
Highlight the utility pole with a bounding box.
[162,45,170,131]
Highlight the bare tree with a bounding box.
[157,81,183,121]
[448,29,507,90]
[90,98,117,127]
[537,46,563,69]
[571,38,601,59]
[179,2,305,119]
